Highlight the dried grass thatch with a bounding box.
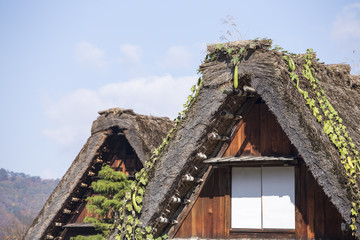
[140,40,360,238]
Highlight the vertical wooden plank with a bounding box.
[236,120,248,156]
[192,196,202,237]
[249,103,261,156]
[324,195,343,239]
[224,166,231,238]
[174,215,184,238]
[223,121,243,157]
[212,184,220,238]
[224,103,269,157]
[295,166,301,239]
[278,116,289,155]
[242,108,252,156]
[280,121,292,155]
[185,212,192,238]
[237,120,246,157]
[73,203,86,223]
[314,182,325,239]
[201,173,213,238]
[306,170,315,239]
[190,198,197,237]
[174,207,192,238]
[300,162,308,239]
[260,103,272,155]
[238,103,260,156]
[212,168,222,238]
[268,104,277,155]
[270,109,280,154]
[260,103,294,156]
[217,191,224,238]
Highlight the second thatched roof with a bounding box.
[23,108,173,240]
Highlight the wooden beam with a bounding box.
[220,110,234,119]
[243,85,256,93]
[182,174,195,182]
[306,169,315,238]
[63,209,71,214]
[71,197,80,202]
[170,196,181,203]
[95,158,103,163]
[207,132,229,141]
[157,216,169,223]
[196,152,207,160]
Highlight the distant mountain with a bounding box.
[0,168,59,240]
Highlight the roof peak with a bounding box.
[207,39,272,53]
[98,108,135,116]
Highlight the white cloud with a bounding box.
[74,42,107,70]
[332,3,360,42]
[40,168,59,180]
[42,74,197,149]
[42,127,79,146]
[119,44,142,65]
[159,46,193,69]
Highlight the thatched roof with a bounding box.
[23,108,173,240]
[93,108,174,165]
[139,40,360,238]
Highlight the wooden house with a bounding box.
[138,40,360,239]
[23,108,173,240]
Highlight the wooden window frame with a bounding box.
[229,162,299,238]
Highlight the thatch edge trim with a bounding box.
[140,65,233,227]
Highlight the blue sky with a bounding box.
[0,0,359,179]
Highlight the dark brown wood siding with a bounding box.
[174,102,352,239]
[73,143,142,223]
[58,137,143,232]
[174,167,231,238]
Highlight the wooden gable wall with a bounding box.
[71,137,142,223]
[61,135,143,240]
[174,102,352,239]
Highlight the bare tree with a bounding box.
[0,213,32,240]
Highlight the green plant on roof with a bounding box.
[106,65,203,239]
[71,234,104,240]
[283,48,360,235]
[81,165,131,238]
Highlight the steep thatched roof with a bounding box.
[23,108,173,240]
[93,108,174,165]
[140,40,360,238]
